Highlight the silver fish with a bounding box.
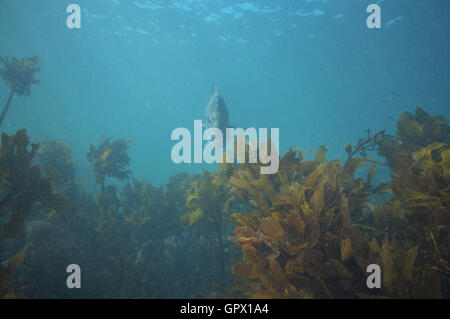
[204,84,231,133]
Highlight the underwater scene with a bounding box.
[0,0,449,299]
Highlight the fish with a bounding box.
[382,91,403,102]
[204,84,232,134]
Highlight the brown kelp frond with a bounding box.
[87,136,132,190]
[397,108,450,147]
[181,170,235,228]
[36,141,74,179]
[0,250,27,298]
[228,146,325,225]
[387,143,450,282]
[278,147,318,186]
[0,55,41,96]
[0,130,69,239]
[121,179,170,237]
[228,121,448,298]
[36,141,75,197]
[377,107,450,170]
[229,151,381,298]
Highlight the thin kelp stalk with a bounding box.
[0,90,14,128]
[215,226,225,290]
[345,128,386,162]
[0,55,41,128]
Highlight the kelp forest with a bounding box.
[0,55,449,299]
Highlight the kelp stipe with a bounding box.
[0,56,41,128]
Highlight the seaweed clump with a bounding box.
[121,180,170,237]
[227,135,446,298]
[87,136,132,191]
[387,143,450,293]
[180,169,238,289]
[228,147,379,298]
[0,130,69,239]
[0,56,41,96]
[377,107,450,169]
[36,141,74,181]
[36,141,75,197]
[0,56,41,127]
[396,108,449,147]
[372,108,449,293]
[0,250,26,298]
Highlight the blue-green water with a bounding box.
[2,0,449,186]
[1,0,450,299]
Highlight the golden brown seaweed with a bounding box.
[0,130,69,239]
[87,136,132,191]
